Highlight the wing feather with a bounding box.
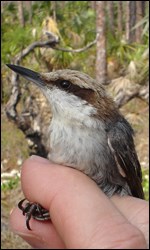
[107,117,144,199]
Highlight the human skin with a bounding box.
[10,156,149,249]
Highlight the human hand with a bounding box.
[10,156,149,249]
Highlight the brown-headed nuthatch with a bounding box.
[7,64,144,229]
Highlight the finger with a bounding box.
[10,207,65,249]
[111,195,149,247]
[20,155,147,249]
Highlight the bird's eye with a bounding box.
[59,80,71,90]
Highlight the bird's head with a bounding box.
[6,64,117,126]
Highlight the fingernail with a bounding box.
[13,230,47,248]
[10,208,14,215]
[13,230,41,240]
[29,155,50,164]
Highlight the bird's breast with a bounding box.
[48,117,109,176]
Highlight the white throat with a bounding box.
[44,87,98,127]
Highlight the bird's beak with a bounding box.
[6,64,45,88]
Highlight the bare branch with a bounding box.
[53,39,97,53]
[13,38,97,65]
[15,39,59,64]
[115,84,149,108]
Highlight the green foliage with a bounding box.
[1,176,20,191]
[51,49,73,69]
[2,1,96,73]
[2,1,51,64]
[58,1,95,46]
[106,6,149,80]
[2,1,149,72]
[107,32,147,64]
[132,12,149,39]
[142,168,149,201]
[2,26,33,63]
[107,32,148,85]
[3,1,17,14]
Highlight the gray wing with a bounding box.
[107,117,144,199]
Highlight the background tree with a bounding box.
[24,1,32,24]
[118,1,123,35]
[107,1,115,34]
[18,1,25,28]
[129,1,136,42]
[95,1,107,84]
[51,1,57,21]
[125,1,130,42]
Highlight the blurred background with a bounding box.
[1,1,149,248]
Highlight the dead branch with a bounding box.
[14,38,59,64]
[53,39,97,53]
[114,84,149,108]
[14,38,97,65]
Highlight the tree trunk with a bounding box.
[136,1,143,43]
[95,1,107,84]
[125,1,137,43]
[129,1,136,42]
[24,1,32,24]
[141,1,146,17]
[125,1,130,41]
[18,1,25,28]
[118,1,123,35]
[90,0,96,10]
[51,1,56,21]
[107,1,114,34]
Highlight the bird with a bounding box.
[7,64,144,229]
